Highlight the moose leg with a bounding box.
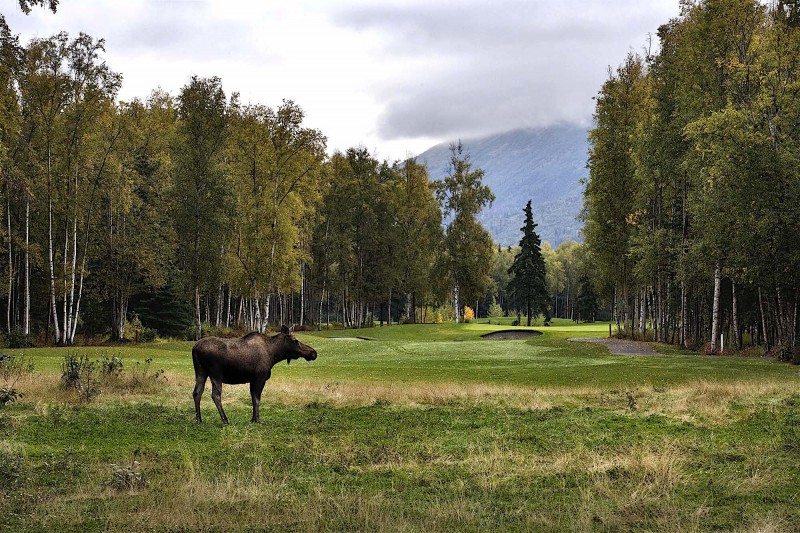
[250,378,267,423]
[192,372,207,423]
[210,377,229,425]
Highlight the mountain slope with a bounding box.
[418,125,589,246]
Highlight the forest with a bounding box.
[0,11,596,346]
[584,0,800,361]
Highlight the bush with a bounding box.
[140,328,158,343]
[463,306,475,322]
[184,324,198,341]
[128,358,166,388]
[110,454,146,491]
[0,354,34,381]
[60,353,99,402]
[3,328,30,349]
[0,353,33,409]
[432,306,453,323]
[104,356,166,392]
[202,323,247,338]
[0,386,22,407]
[100,354,124,377]
[126,314,143,342]
[488,298,504,319]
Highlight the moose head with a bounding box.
[277,325,317,364]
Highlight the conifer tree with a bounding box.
[575,275,599,323]
[507,200,548,327]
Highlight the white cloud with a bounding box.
[3,0,679,159]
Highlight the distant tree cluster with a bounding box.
[0,21,500,344]
[584,0,800,360]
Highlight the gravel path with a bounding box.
[569,337,661,356]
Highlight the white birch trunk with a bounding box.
[639,288,646,338]
[62,222,68,342]
[710,263,722,353]
[758,286,769,349]
[225,287,231,328]
[732,282,741,350]
[680,282,688,349]
[261,294,271,333]
[23,199,30,336]
[6,192,12,333]
[48,191,61,344]
[299,262,305,326]
[453,285,460,324]
[66,215,78,344]
[194,286,202,341]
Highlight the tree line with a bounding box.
[0,19,516,344]
[583,0,800,361]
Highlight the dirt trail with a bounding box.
[568,337,661,356]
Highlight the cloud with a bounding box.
[1,0,680,159]
[333,0,677,141]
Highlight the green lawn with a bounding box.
[11,320,798,388]
[1,322,799,532]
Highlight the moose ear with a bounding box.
[280,325,290,334]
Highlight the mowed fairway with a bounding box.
[2,321,799,532]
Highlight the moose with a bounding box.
[192,325,318,424]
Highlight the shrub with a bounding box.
[97,355,167,393]
[488,298,504,319]
[100,354,124,377]
[60,353,99,402]
[0,354,34,381]
[0,386,22,407]
[140,328,158,343]
[432,306,453,323]
[3,328,30,349]
[195,322,251,341]
[0,353,33,409]
[184,324,197,341]
[128,358,166,388]
[110,455,146,491]
[463,306,475,322]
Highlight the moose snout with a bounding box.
[307,349,318,361]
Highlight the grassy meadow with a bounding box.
[1,320,799,532]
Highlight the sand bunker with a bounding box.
[481,330,543,340]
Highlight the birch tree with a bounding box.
[173,76,231,341]
[435,142,494,323]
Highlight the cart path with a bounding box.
[568,337,662,356]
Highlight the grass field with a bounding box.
[2,321,799,532]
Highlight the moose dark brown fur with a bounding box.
[192,325,318,424]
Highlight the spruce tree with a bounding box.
[507,201,548,327]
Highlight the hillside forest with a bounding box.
[583,0,800,361]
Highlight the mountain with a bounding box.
[417,125,589,246]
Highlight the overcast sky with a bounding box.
[4,0,679,160]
